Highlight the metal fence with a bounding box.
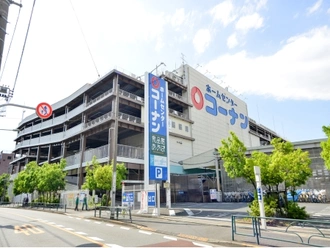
[232,215,330,246]
[94,206,132,223]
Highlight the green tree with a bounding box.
[0,173,10,201]
[218,132,255,188]
[13,162,40,199]
[219,132,311,219]
[320,125,330,170]
[82,156,101,190]
[38,160,67,202]
[93,161,127,205]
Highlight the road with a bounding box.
[168,202,330,220]
[0,208,216,247]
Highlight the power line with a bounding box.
[0,0,22,83]
[10,0,36,102]
[69,0,100,78]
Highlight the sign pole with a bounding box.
[157,183,160,217]
[254,166,266,229]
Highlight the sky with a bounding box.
[0,0,330,152]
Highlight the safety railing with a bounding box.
[0,202,66,212]
[232,215,330,247]
[26,202,66,212]
[94,206,132,223]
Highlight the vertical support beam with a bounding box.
[47,144,52,163]
[61,141,67,158]
[109,75,119,208]
[214,152,220,192]
[78,134,86,189]
[36,145,40,164]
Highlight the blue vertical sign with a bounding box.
[147,73,168,181]
[148,191,156,207]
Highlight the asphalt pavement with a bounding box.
[58,202,330,247]
[15,202,330,247]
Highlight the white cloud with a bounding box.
[205,26,330,100]
[227,33,238,49]
[327,8,330,14]
[210,0,236,26]
[171,8,186,28]
[255,0,268,11]
[193,29,211,54]
[307,0,323,15]
[235,13,264,32]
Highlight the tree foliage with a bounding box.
[0,173,10,200]
[82,157,128,205]
[82,156,101,190]
[321,125,330,170]
[13,159,67,202]
[219,132,312,219]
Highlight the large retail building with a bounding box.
[8,64,328,202]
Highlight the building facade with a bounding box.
[9,65,282,200]
[0,151,13,175]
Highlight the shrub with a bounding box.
[285,201,309,219]
[248,197,277,217]
[101,194,108,206]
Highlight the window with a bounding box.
[7,156,12,160]
[172,121,176,128]
[179,124,182,130]
[185,126,189,132]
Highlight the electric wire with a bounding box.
[69,0,100,78]
[0,0,22,83]
[10,0,36,102]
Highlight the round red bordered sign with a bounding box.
[36,102,53,119]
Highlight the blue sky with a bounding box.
[0,0,330,152]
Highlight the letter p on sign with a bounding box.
[155,167,163,179]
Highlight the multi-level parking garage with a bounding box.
[9,64,290,202]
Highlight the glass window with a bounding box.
[185,126,189,132]
[179,124,182,130]
[172,121,175,128]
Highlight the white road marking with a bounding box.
[56,225,64,227]
[184,208,194,216]
[94,221,101,224]
[139,230,152,235]
[68,216,73,218]
[76,218,81,220]
[120,227,130,230]
[193,242,212,247]
[48,222,55,225]
[75,231,87,235]
[106,224,114,227]
[65,228,74,231]
[105,244,123,248]
[164,236,177,240]
[84,219,90,222]
[89,237,104,241]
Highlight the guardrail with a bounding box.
[94,206,132,223]
[0,201,67,212]
[27,202,66,212]
[232,215,330,246]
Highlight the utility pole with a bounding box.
[0,0,22,71]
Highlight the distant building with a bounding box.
[0,151,14,175]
